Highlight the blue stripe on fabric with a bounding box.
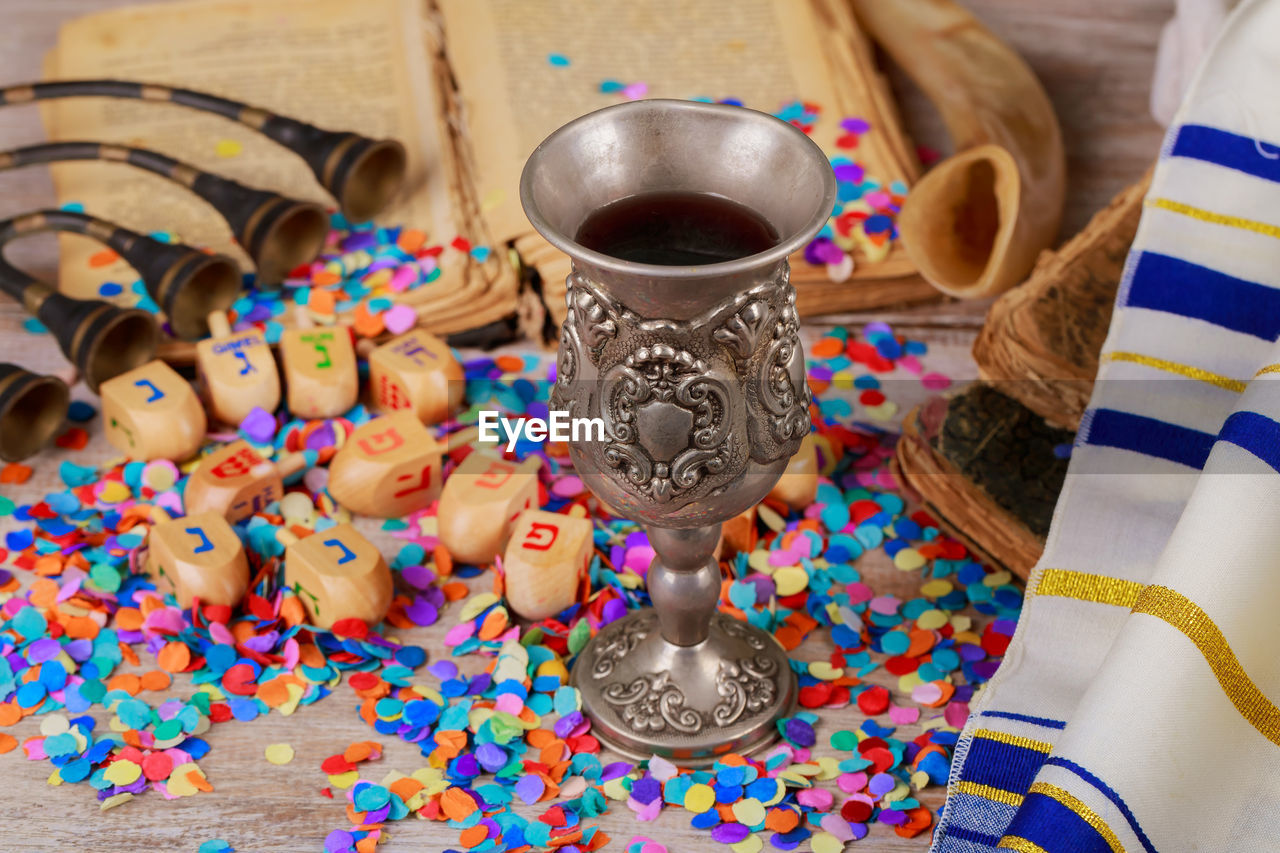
[1083,409,1215,469]
[1005,792,1112,853]
[942,824,1003,848]
[1046,757,1159,853]
[978,710,1067,730]
[1171,124,1280,184]
[959,737,1046,795]
[1124,251,1280,340]
[1218,410,1280,474]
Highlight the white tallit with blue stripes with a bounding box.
[931,1,1280,850]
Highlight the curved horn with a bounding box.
[849,0,1066,299]
[0,209,241,340]
[0,214,157,391]
[0,141,328,288]
[0,363,69,461]
[0,79,407,222]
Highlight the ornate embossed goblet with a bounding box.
[520,100,836,764]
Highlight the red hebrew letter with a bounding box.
[523,522,558,551]
[210,446,261,479]
[393,464,434,498]
[358,427,404,456]
[475,461,515,490]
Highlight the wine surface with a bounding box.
[575,191,779,266]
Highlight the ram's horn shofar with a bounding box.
[0,244,157,392]
[0,209,240,340]
[0,80,406,222]
[849,0,1066,300]
[0,141,328,288]
[0,362,70,462]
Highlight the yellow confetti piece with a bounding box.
[732,798,766,827]
[811,832,844,853]
[98,481,131,504]
[920,579,953,598]
[459,592,500,622]
[39,714,70,736]
[807,662,843,681]
[911,770,931,790]
[916,609,948,630]
[730,836,764,853]
[684,783,716,813]
[893,548,926,571]
[166,763,202,796]
[103,759,141,786]
[100,792,134,810]
[265,743,295,765]
[328,770,359,789]
[815,756,842,781]
[984,569,1013,588]
[773,566,809,596]
[215,139,243,157]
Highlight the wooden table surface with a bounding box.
[0,2,1168,851]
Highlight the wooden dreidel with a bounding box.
[145,508,250,608]
[327,411,443,517]
[282,523,393,629]
[361,328,464,424]
[184,439,307,522]
[437,451,541,564]
[101,360,207,461]
[280,312,358,418]
[195,311,281,426]
[502,509,593,621]
[768,432,819,511]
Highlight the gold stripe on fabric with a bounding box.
[1133,585,1280,746]
[972,729,1054,754]
[1029,782,1125,853]
[1104,351,1246,392]
[1035,569,1145,608]
[997,837,1050,853]
[1255,364,1280,377]
[954,780,1025,807]
[1147,197,1280,240]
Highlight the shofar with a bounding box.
[849,0,1066,300]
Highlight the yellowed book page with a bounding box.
[43,0,451,298]
[436,0,912,245]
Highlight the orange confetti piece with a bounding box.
[0,702,21,727]
[88,249,120,268]
[0,733,16,754]
[458,825,488,847]
[0,463,32,484]
[397,229,427,253]
[441,582,469,602]
[440,786,477,822]
[106,674,142,695]
[311,271,342,288]
[494,355,524,374]
[139,670,171,691]
[765,806,800,832]
[309,288,338,313]
[157,641,191,673]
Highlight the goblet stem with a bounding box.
[646,524,722,647]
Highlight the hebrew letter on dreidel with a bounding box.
[135,379,164,402]
[186,527,213,554]
[357,427,404,456]
[523,522,558,552]
[324,538,356,565]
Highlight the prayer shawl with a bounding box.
[931,1,1280,850]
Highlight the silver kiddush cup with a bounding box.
[521,99,836,765]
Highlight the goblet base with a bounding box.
[572,609,796,767]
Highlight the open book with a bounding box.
[36,0,936,345]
